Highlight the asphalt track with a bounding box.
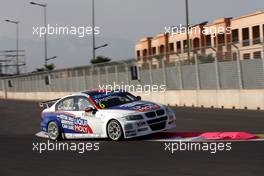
[0,99,264,176]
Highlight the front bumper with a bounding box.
[122,114,176,139]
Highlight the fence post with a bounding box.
[83,69,87,91]
[105,66,109,85]
[262,42,264,59]
[261,42,264,88]
[232,44,243,89]
[125,63,129,84]
[194,54,201,90]
[115,65,119,84]
[214,57,221,90]
[161,59,167,87]
[175,55,183,90]
[1,79,7,99]
[68,71,72,92]
[90,68,94,90]
[97,67,101,89]
[210,47,221,89]
[128,64,131,85]
[148,60,153,85]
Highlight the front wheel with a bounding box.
[47,121,61,140]
[107,120,123,141]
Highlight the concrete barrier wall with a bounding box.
[0,91,5,99]
[0,91,71,101]
[1,90,263,110]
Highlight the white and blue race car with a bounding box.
[38,90,176,141]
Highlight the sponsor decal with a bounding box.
[59,114,75,130]
[94,95,119,109]
[92,91,118,100]
[58,114,93,134]
[74,118,93,134]
[135,104,160,112]
[115,102,160,112]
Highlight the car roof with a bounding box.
[62,90,126,99]
[82,89,121,96]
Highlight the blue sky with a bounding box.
[0,0,264,72]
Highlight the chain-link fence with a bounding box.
[1,42,264,93]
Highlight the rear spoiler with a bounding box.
[39,98,60,109]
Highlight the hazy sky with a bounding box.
[0,0,264,72]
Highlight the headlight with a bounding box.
[124,114,144,121]
[165,106,174,114]
[165,106,176,120]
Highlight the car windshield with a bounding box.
[90,91,137,109]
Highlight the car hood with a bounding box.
[96,101,164,118]
[107,100,163,112]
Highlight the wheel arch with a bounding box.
[45,116,63,134]
[105,118,125,139]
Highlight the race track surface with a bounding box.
[0,99,264,176]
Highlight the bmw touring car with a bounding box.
[39,90,176,141]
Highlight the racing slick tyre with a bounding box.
[47,121,61,140]
[107,120,124,141]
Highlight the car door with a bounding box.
[74,96,104,138]
[55,96,79,138]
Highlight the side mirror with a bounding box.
[84,107,95,113]
[136,96,141,101]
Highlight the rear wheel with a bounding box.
[47,121,61,140]
[107,120,123,141]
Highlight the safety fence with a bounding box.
[1,45,264,93]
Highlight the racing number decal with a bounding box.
[98,101,106,109]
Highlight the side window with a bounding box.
[77,97,93,111]
[56,97,74,111]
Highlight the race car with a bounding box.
[38,90,176,141]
